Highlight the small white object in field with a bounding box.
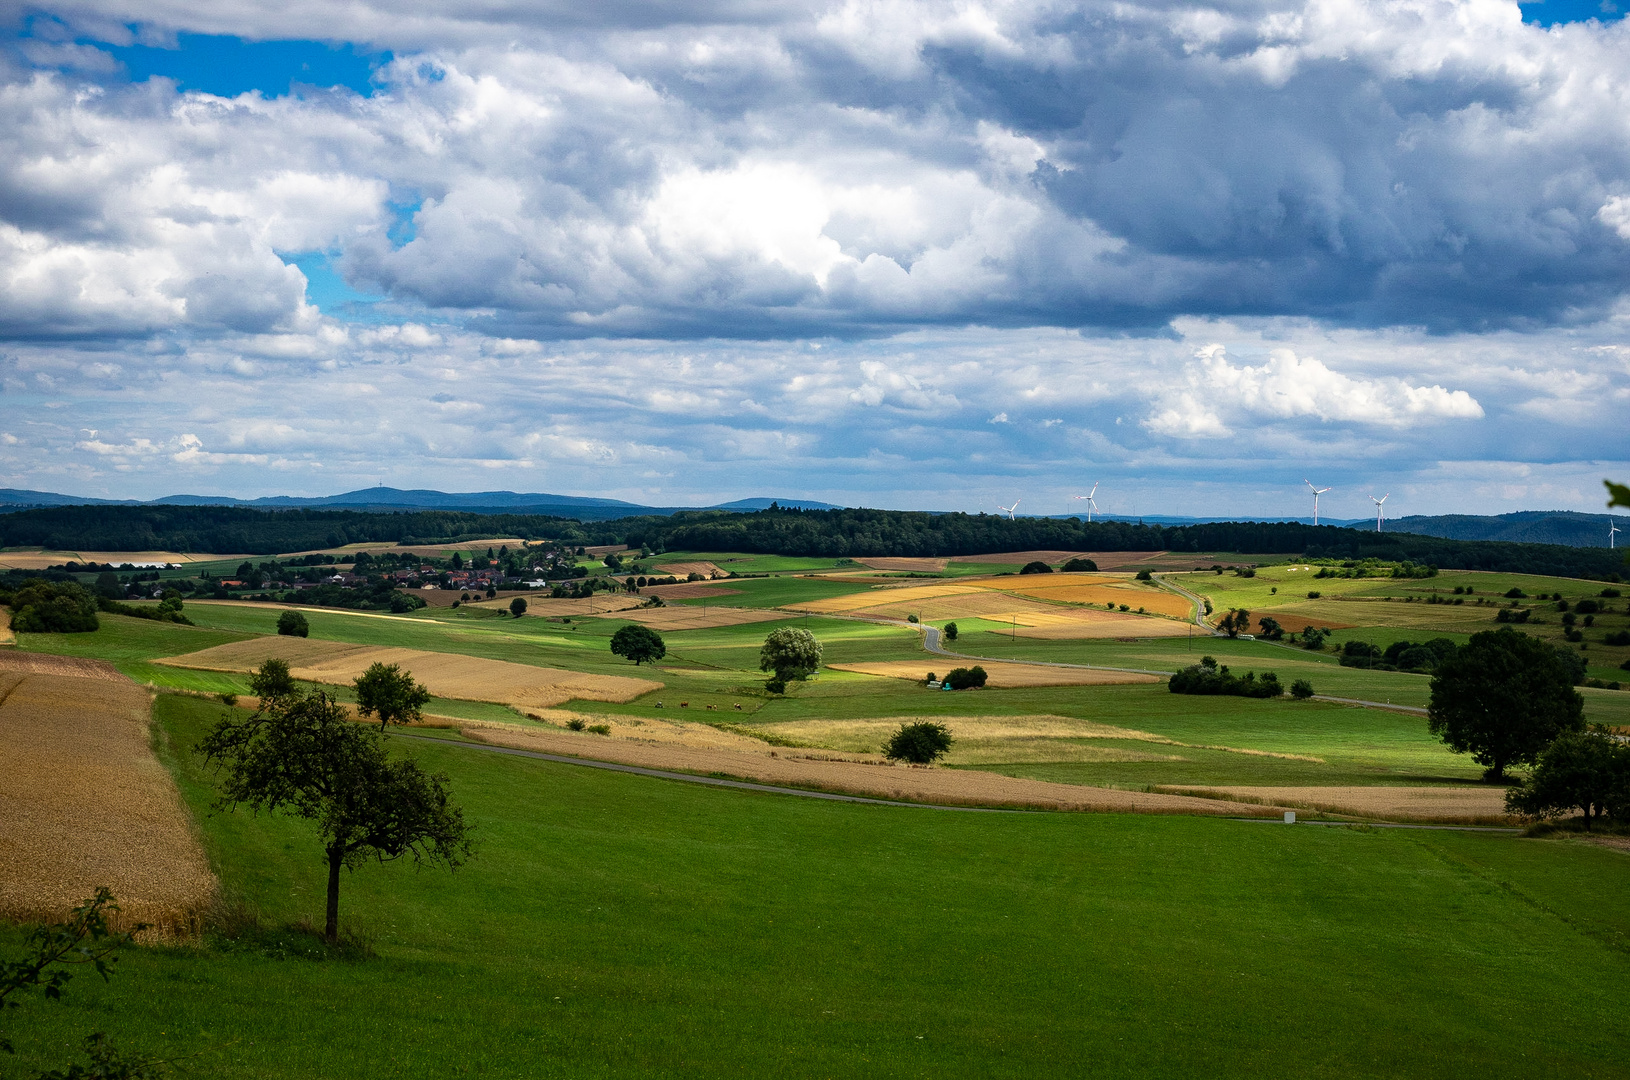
[1284,811,1296,824]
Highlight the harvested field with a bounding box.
[157,637,662,709]
[955,550,1090,566]
[1002,579,1193,619]
[0,673,214,936]
[469,713,774,753]
[416,588,539,608]
[604,606,789,631]
[0,607,11,646]
[0,649,124,680]
[828,660,1159,688]
[854,557,949,572]
[755,714,1187,765]
[464,594,644,618]
[799,583,984,613]
[298,539,532,558]
[1007,612,1196,639]
[0,549,240,570]
[640,582,743,600]
[460,723,1285,816]
[1244,611,1356,634]
[1163,785,1513,824]
[648,560,724,579]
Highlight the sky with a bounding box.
[1,0,1628,521]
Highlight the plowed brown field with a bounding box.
[0,672,214,936]
[157,637,662,709]
[854,557,949,571]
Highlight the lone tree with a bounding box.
[943,621,959,642]
[760,627,823,692]
[353,662,431,729]
[277,609,310,637]
[509,596,528,618]
[1218,608,1251,638]
[610,623,667,665]
[1428,627,1585,781]
[1505,727,1630,830]
[884,722,954,764]
[1019,561,1052,575]
[199,688,471,944]
[249,657,297,702]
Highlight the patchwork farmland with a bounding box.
[3,540,1628,1076]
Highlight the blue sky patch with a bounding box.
[1519,0,1624,26]
[102,33,389,97]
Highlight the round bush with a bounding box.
[884,722,954,764]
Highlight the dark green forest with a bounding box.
[0,504,1623,580]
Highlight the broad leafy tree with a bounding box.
[277,609,310,637]
[199,689,471,944]
[248,657,297,702]
[759,627,823,690]
[884,722,954,764]
[509,596,528,617]
[1428,628,1585,780]
[353,662,431,729]
[1505,727,1630,829]
[610,624,666,665]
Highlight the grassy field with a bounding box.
[4,692,1628,1079]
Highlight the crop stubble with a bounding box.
[0,663,214,935]
[156,637,662,709]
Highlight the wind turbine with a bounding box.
[997,499,1020,520]
[1370,493,1390,532]
[1305,479,1331,526]
[1072,483,1100,522]
[1611,519,1622,550]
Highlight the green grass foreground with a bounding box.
[4,693,1629,1078]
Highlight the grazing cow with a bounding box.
[734,703,742,710]
[655,701,663,708]
[680,701,689,708]
[706,704,717,710]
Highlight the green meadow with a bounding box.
[4,692,1628,1079]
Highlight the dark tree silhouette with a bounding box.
[1428,628,1585,781]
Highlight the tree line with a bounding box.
[0,503,1623,580]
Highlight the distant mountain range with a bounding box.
[0,487,842,522]
[0,488,1622,547]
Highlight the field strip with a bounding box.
[156,636,663,709]
[449,723,1290,815]
[0,649,125,680]
[0,672,214,936]
[0,607,12,646]
[1161,784,1513,823]
[190,598,458,624]
[599,606,791,630]
[829,660,1159,688]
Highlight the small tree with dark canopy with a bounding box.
[353,662,431,729]
[199,689,471,944]
[610,623,666,665]
[1428,627,1585,781]
[277,609,310,637]
[1218,608,1251,637]
[1061,558,1098,572]
[1505,727,1630,830]
[1019,561,1052,575]
[942,665,988,690]
[943,621,959,642]
[249,657,297,702]
[884,722,954,764]
[759,627,823,692]
[509,596,528,618]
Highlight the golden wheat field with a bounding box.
[0,549,239,570]
[647,560,724,578]
[157,637,662,708]
[1004,611,1197,639]
[753,714,1187,765]
[1002,579,1193,619]
[0,666,214,936]
[827,660,1160,688]
[0,607,12,646]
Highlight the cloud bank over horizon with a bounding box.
[1,0,1627,521]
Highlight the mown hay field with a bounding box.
[853,556,949,571]
[463,594,644,617]
[1005,610,1196,638]
[1002,578,1193,618]
[1161,784,1512,823]
[156,637,662,709]
[827,659,1159,688]
[0,663,214,936]
[646,560,724,578]
[0,548,239,570]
